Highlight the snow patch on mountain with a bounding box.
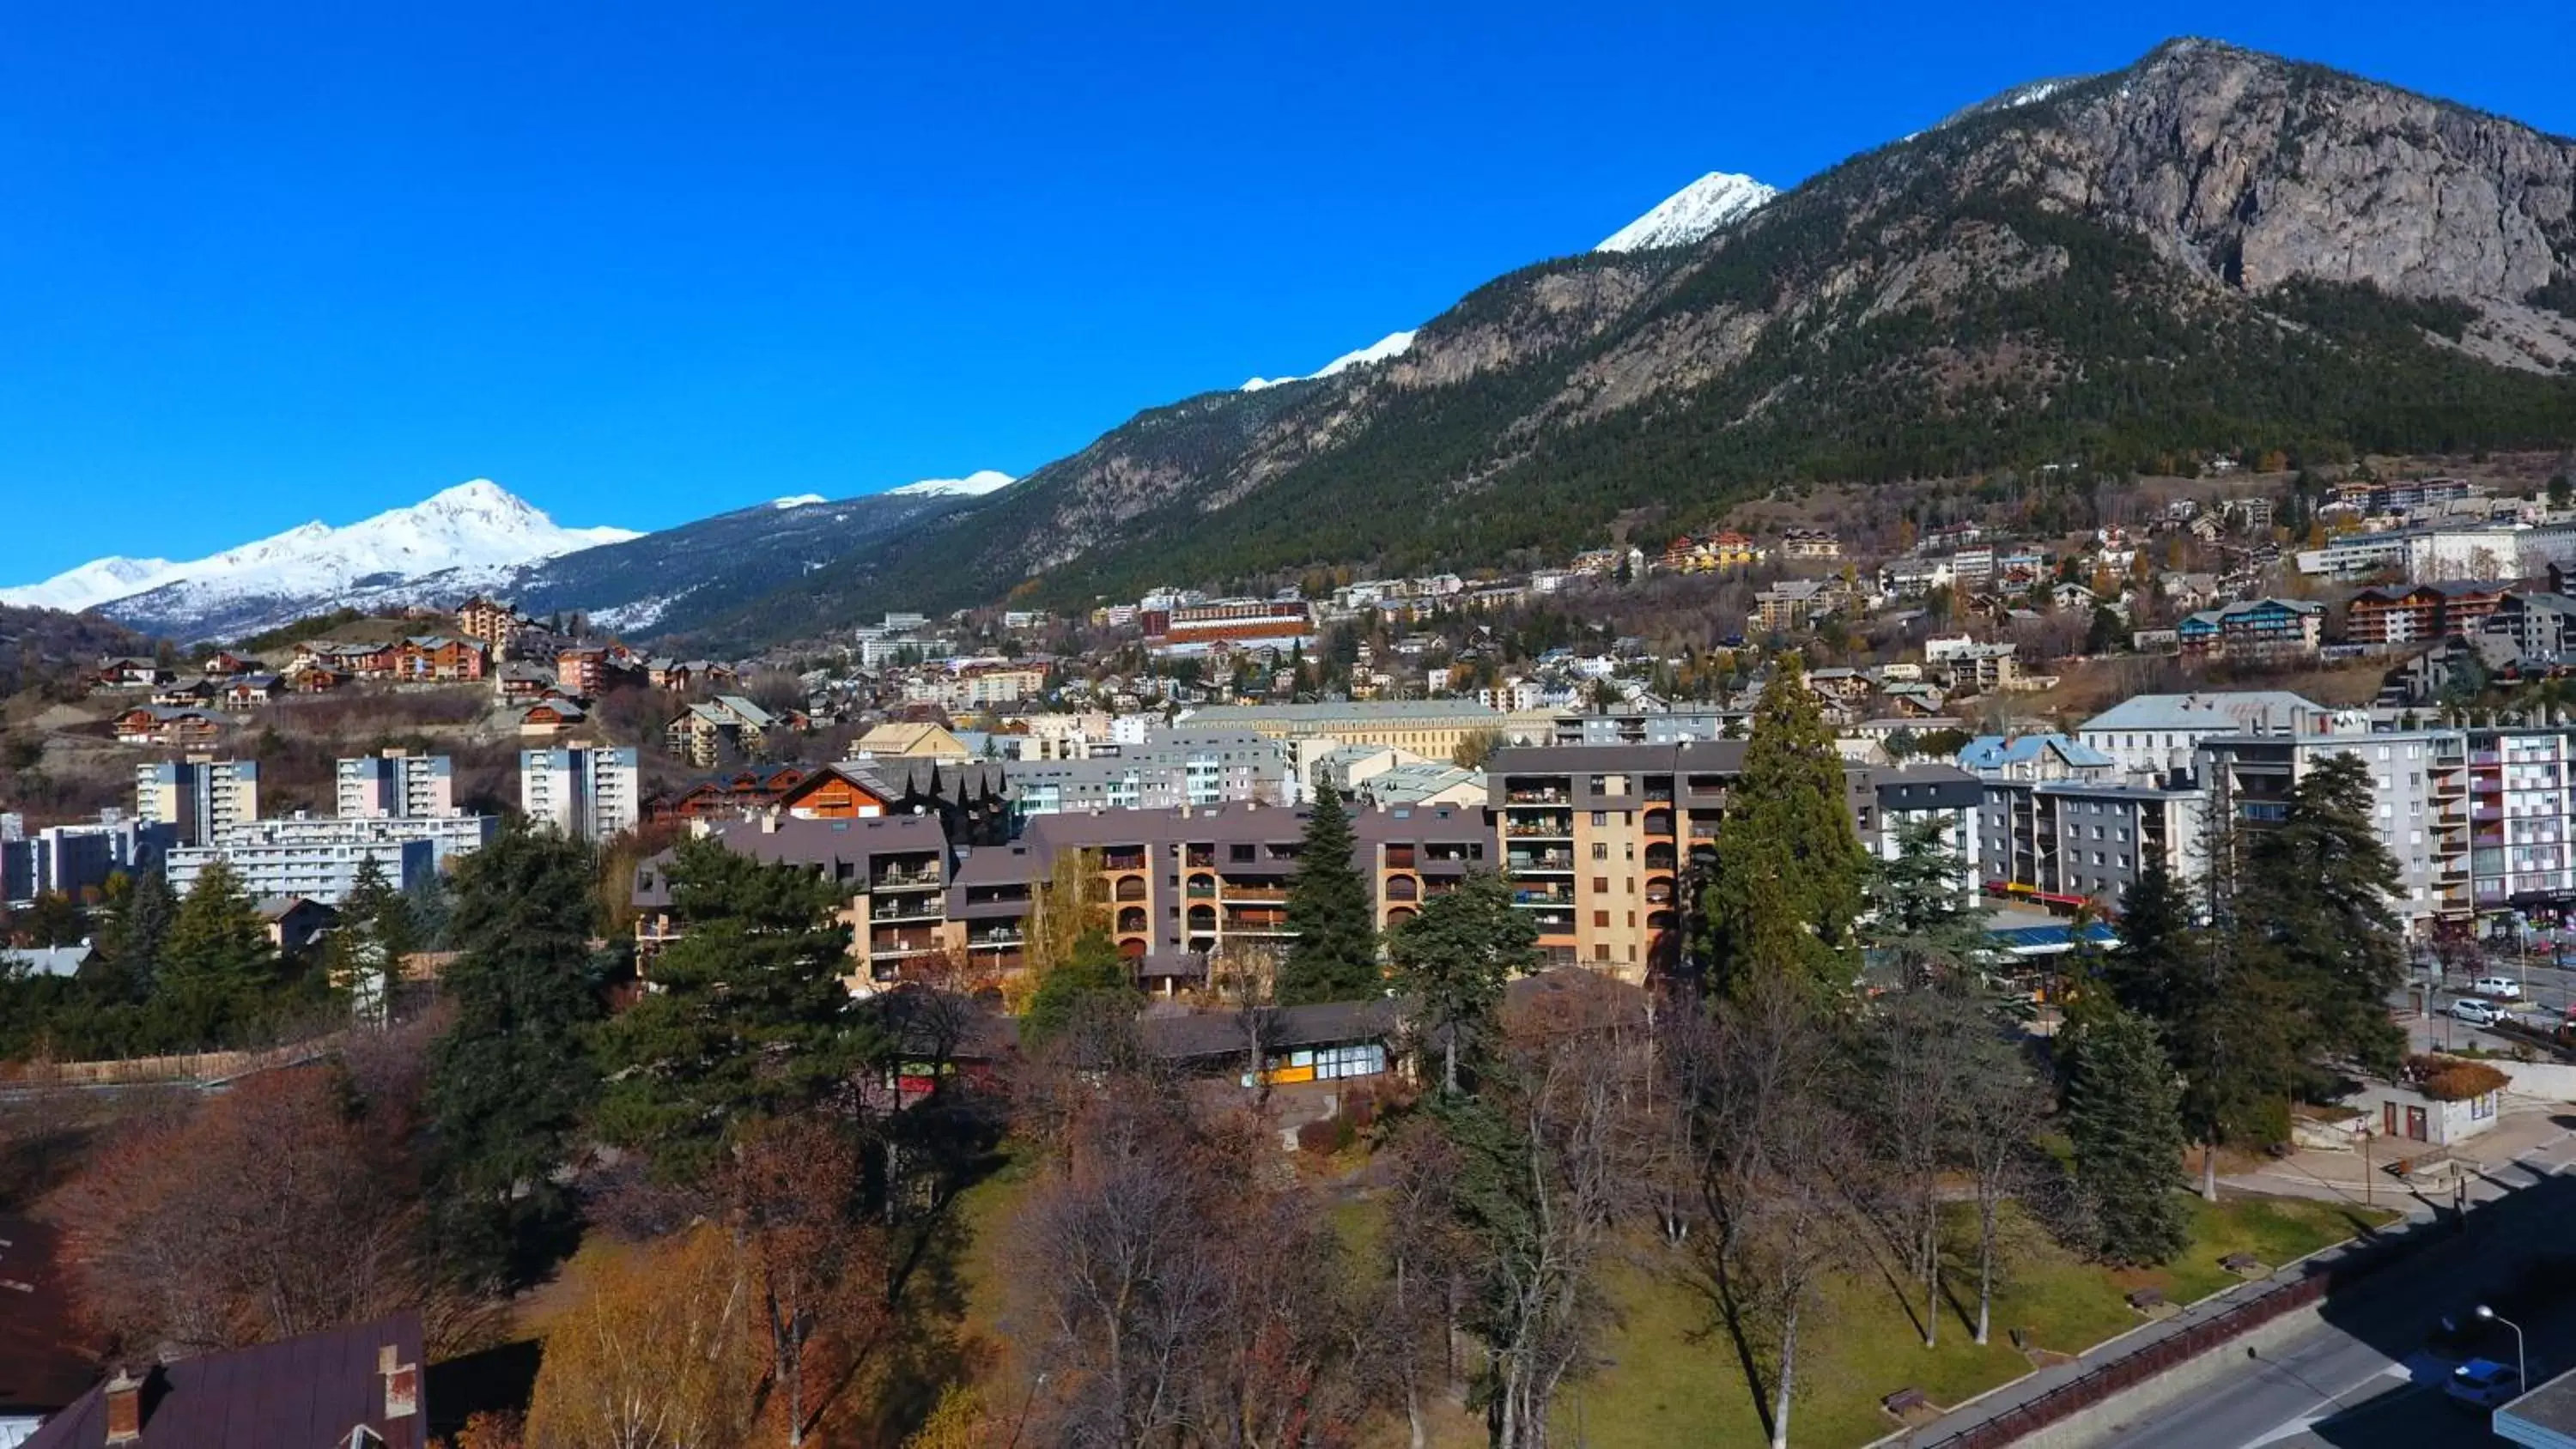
[1241,329,1419,391]
[887,470,1016,499]
[1595,172,1778,253]
[772,494,830,510]
[1931,74,2095,131]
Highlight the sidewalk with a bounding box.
[1871,1127,2576,1448]
[2215,1105,2576,1212]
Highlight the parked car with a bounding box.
[2447,1357,2523,1409]
[2451,997,2504,1027]
[2471,975,2524,1000]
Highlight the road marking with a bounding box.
[2234,1355,2433,1448]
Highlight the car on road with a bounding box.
[2446,1356,2523,1409]
[2470,975,2524,1000]
[2451,997,2505,1026]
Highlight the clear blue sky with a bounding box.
[3,0,2571,580]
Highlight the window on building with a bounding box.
[1591,810,1608,828]
[1594,910,1610,928]
[1591,842,1608,861]
[1593,876,1609,894]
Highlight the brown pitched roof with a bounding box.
[27,1313,426,1449]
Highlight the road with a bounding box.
[2100,1155,2576,1449]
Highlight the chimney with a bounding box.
[380,1343,419,1420]
[105,1367,143,1444]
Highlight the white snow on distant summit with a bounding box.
[1241,330,1419,391]
[1,479,637,621]
[1595,172,1777,253]
[887,470,1016,499]
[772,494,829,510]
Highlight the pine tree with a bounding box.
[1387,870,1538,1094]
[2066,1004,2190,1266]
[1701,654,1866,1003]
[1278,781,1380,1005]
[593,837,880,1183]
[425,824,604,1285]
[329,855,416,1024]
[1862,814,1993,990]
[157,860,278,1046]
[2244,753,2409,1074]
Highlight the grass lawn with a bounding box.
[942,1137,2394,1449]
[1546,1192,2396,1449]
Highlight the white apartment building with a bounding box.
[336,750,458,820]
[134,756,260,846]
[2076,692,2325,787]
[167,828,437,906]
[520,746,640,842]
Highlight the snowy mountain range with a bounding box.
[2,480,638,640]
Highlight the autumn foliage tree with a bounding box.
[58,1066,431,1355]
[526,1225,760,1449]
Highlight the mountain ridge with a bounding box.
[677,36,2576,649]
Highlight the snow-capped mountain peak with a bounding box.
[1595,171,1778,253]
[888,470,1016,499]
[1241,329,1419,391]
[0,479,639,640]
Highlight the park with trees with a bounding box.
[0,656,2417,1448]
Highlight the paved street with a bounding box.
[2099,1143,2576,1449]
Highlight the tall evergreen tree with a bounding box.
[95,870,175,1001]
[1387,870,1538,1094]
[593,838,880,1183]
[2243,754,2409,1074]
[2107,851,2297,1197]
[1701,654,1867,1003]
[2065,1004,2190,1266]
[1278,780,1380,1005]
[329,856,416,1025]
[157,860,278,1046]
[425,824,605,1286]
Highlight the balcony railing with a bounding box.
[1509,853,1575,872]
[967,928,1025,948]
[873,868,943,890]
[1505,788,1571,804]
[871,899,943,922]
[1504,823,1573,839]
[1224,884,1291,903]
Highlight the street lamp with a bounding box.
[2477,1304,2527,1394]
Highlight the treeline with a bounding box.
[0,858,434,1060]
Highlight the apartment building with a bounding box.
[2481,591,2576,665]
[2464,726,2576,925]
[335,750,457,820]
[135,757,260,846]
[632,813,953,989]
[165,822,441,906]
[519,746,640,842]
[1002,728,1290,818]
[2347,581,2512,647]
[665,695,778,767]
[2076,692,2324,787]
[1850,764,1987,905]
[2196,727,2468,925]
[0,811,174,908]
[2174,598,2324,660]
[937,799,1488,985]
[1487,743,1747,980]
[1549,706,1746,746]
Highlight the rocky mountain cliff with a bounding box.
[694,39,2576,648]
